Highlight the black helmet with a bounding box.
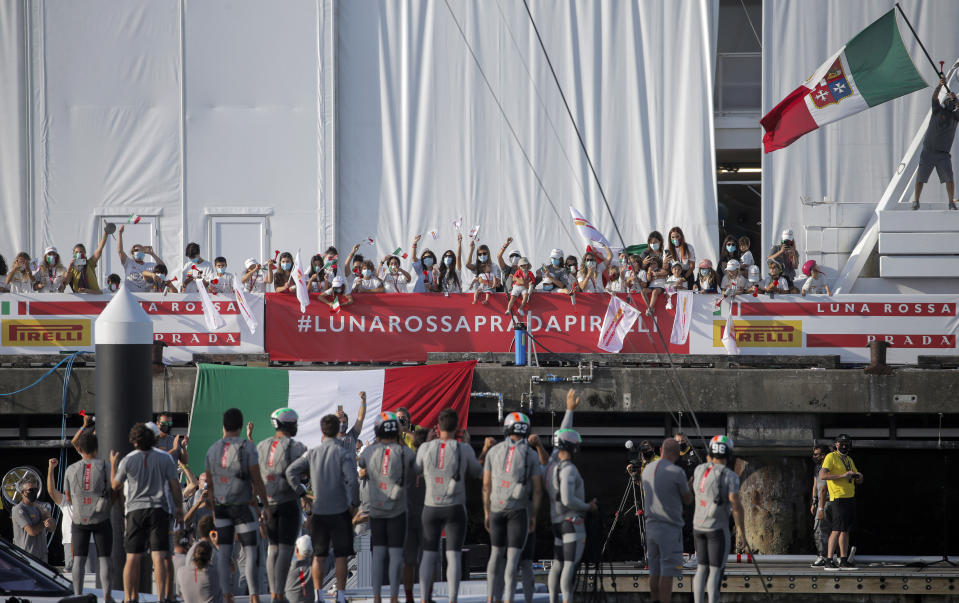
[503,412,531,437]
[374,412,400,438]
[708,435,733,459]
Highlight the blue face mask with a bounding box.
[699,268,709,277]
[362,269,372,278]
[551,258,562,267]
[726,244,736,252]
[134,251,145,261]
[478,254,489,262]
[444,256,454,266]
[543,283,553,291]
[585,260,596,268]
[216,266,225,274]
[651,242,661,251]
[281,262,292,271]
[423,257,434,268]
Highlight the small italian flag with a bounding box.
[392,247,408,259]
[184,362,475,474]
[128,213,142,224]
[761,10,927,153]
[330,295,341,314]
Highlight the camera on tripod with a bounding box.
[625,440,657,476]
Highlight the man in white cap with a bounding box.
[241,257,268,293]
[767,229,799,286]
[536,248,572,292]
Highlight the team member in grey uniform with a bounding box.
[641,439,693,603]
[914,75,959,210]
[176,539,223,603]
[537,389,578,603]
[286,414,359,603]
[257,407,308,602]
[63,431,114,601]
[335,391,368,458]
[810,445,830,567]
[358,412,416,603]
[401,427,429,603]
[545,428,596,603]
[205,408,272,603]
[691,436,748,603]
[284,535,315,603]
[112,423,184,603]
[415,408,488,603]
[11,474,53,561]
[484,412,543,603]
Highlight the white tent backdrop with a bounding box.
[761,0,959,270]
[336,0,720,268]
[1,0,718,276]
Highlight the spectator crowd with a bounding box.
[0,225,833,314]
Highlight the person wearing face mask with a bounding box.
[437,233,464,293]
[241,258,269,293]
[641,231,665,271]
[67,232,109,294]
[106,273,122,294]
[471,262,499,303]
[0,254,7,293]
[203,257,233,295]
[410,234,440,293]
[142,264,179,294]
[5,252,35,294]
[665,227,695,287]
[273,252,296,293]
[321,275,354,309]
[494,236,522,290]
[535,248,570,292]
[305,254,327,293]
[153,412,184,463]
[466,241,504,292]
[353,260,385,293]
[718,235,741,275]
[379,254,412,293]
[914,76,959,210]
[117,225,160,292]
[12,475,54,562]
[179,242,215,293]
[819,434,863,571]
[577,242,613,293]
[34,246,67,293]
[604,262,626,293]
[692,259,718,294]
[638,256,667,317]
[344,243,367,279]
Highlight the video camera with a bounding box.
[625,440,656,475]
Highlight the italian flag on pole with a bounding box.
[761,10,927,153]
[185,361,476,473]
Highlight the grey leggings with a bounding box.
[548,520,585,603]
[693,528,730,603]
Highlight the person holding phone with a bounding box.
[819,434,863,571]
[766,229,800,288]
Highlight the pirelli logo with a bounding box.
[2,319,91,347]
[712,320,802,347]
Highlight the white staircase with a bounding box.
[877,204,959,277]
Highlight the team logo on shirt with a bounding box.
[712,320,802,347]
[2,319,91,346]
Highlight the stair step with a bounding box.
[878,208,959,232]
[879,255,959,278]
[879,232,959,254]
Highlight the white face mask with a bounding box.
[361,269,372,278]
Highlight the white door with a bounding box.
[208,216,269,272]
[97,216,159,284]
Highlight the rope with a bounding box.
[0,354,76,396]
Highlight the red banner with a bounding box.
[265,292,687,362]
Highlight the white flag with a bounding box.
[292,250,311,313]
[669,291,694,345]
[232,273,258,335]
[722,312,740,355]
[195,279,226,331]
[597,295,640,353]
[570,206,611,248]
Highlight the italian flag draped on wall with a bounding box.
[761,10,927,153]
[185,361,476,473]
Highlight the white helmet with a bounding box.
[747,265,761,283]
